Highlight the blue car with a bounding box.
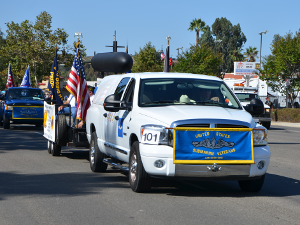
[0,87,44,129]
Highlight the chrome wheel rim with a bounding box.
[90,146,95,165]
[130,153,137,182]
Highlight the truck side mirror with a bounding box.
[104,94,125,112]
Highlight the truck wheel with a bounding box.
[89,132,107,172]
[262,122,271,129]
[51,142,61,156]
[47,140,51,154]
[129,141,152,192]
[0,115,3,126]
[3,114,10,129]
[56,114,67,146]
[238,175,265,192]
[36,122,43,128]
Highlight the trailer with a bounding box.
[43,52,133,156]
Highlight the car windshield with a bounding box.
[139,78,240,109]
[235,93,259,102]
[7,89,44,101]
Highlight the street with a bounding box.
[0,124,299,225]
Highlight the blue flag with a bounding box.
[20,66,31,87]
[48,49,63,105]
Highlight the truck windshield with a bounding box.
[235,93,259,102]
[139,78,240,109]
[7,89,44,101]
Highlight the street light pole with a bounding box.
[259,30,268,70]
[176,47,183,58]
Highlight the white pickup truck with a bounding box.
[86,72,270,193]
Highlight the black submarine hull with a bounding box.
[91,52,133,73]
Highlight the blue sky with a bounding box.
[1,0,300,61]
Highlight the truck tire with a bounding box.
[129,141,152,192]
[51,141,61,156]
[36,122,43,128]
[56,114,67,146]
[238,175,265,192]
[89,132,107,172]
[47,140,51,154]
[3,114,10,129]
[261,121,271,129]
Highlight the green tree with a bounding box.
[0,11,85,87]
[0,28,8,89]
[198,25,215,49]
[173,43,222,76]
[244,46,258,62]
[131,42,163,73]
[231,47,245,62]
[259,31,300,107]
[210,17,247,73]
[188,18,206,45]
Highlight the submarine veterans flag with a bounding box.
[173,128,254,164]
[48,48,63,105]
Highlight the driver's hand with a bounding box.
[211,97,219,102]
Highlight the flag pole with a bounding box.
[76,41,82,126]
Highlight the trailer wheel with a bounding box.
[47,140,51,154]
[56,114,67,146]
[129,141,152,192]
[238,175,265,192]
[51,141,61,156]
[89,132,107,172]
[3,114,10,129]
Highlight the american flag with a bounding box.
[161,52,165,60]
[66,49,90,121]
[6,63,15,88]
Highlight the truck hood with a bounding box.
[5,99,44,106]
[138,105,253,127]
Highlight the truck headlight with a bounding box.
[140,125,170,145]
[5,105,13,110]
[253,128,268,146]
[265,108,270,113]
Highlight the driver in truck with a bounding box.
[200,89,219,102]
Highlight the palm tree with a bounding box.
[188,18,206,45]
[244,46,259,62]
[231,47,245,62]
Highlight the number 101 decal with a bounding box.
[141,130,160,144]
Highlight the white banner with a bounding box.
[43,102,56,142]
[234,62,260,75]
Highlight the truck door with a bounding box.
[104,77,132,161]
[114,79,135,162]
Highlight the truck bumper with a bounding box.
[139,144,270,179]
[253,116,271,123]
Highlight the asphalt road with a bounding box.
[0,124,299,225]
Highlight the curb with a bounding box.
[271,121,300,128]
